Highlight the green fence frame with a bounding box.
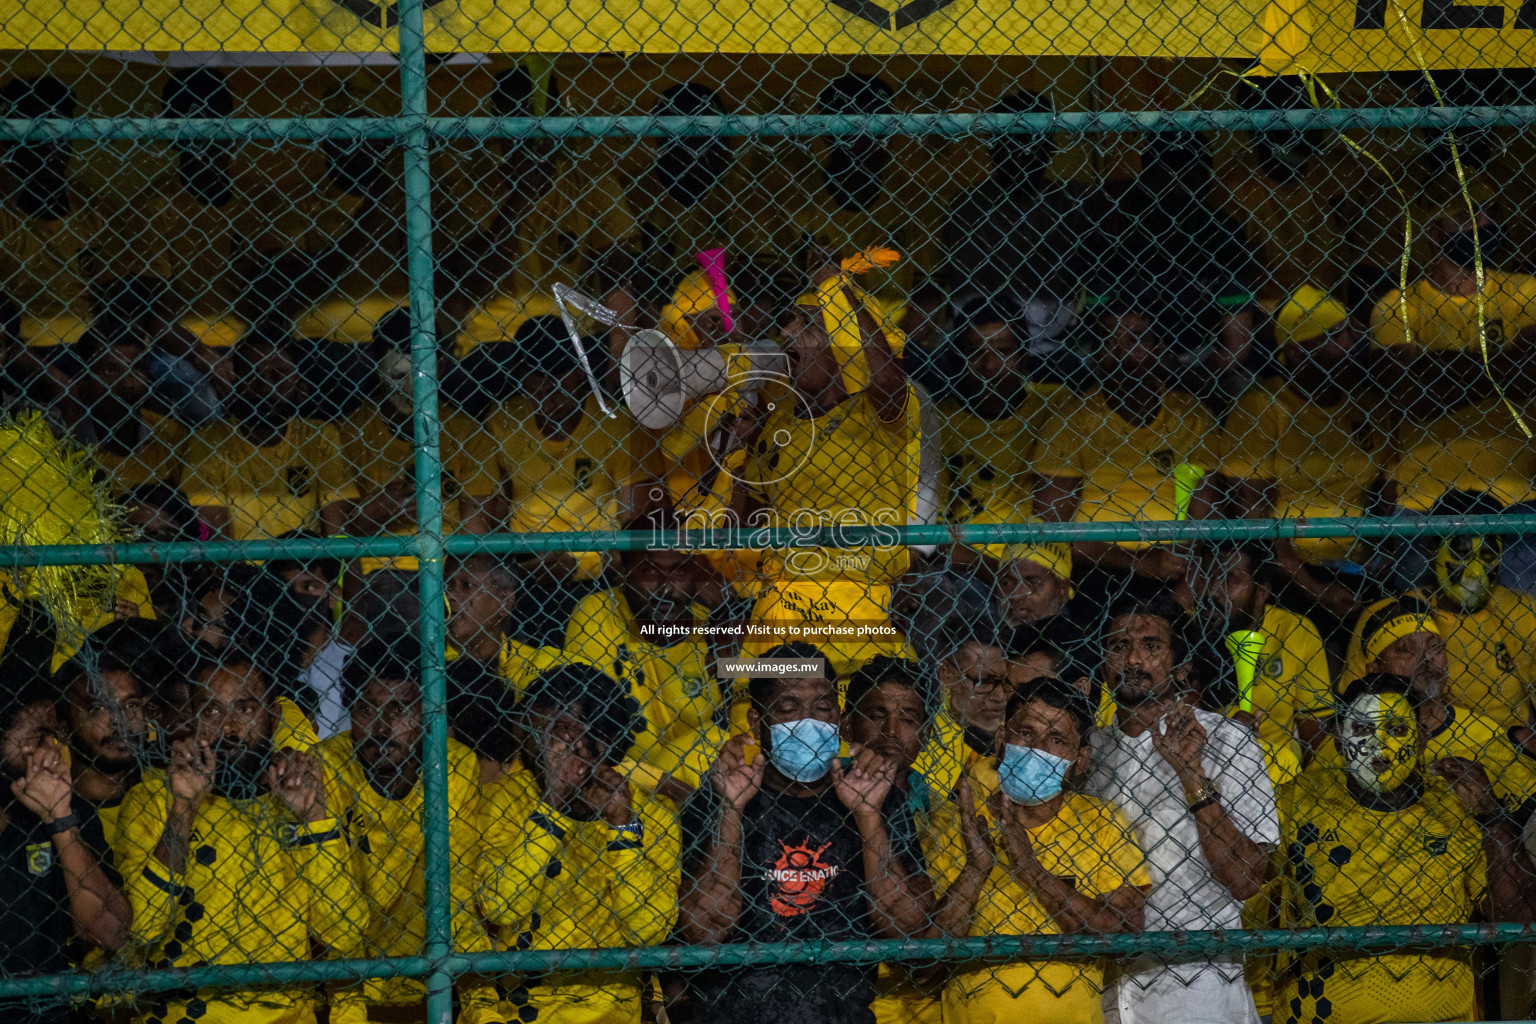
[4,19,1536,1018]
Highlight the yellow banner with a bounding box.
[8,0,1535,66]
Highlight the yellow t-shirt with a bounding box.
[1246,604,1334,743]
[938,387,1057,522]
[1277,768,1482,1024]
[444,637,568,692]
[928,767,1151,1024]
[311,733,500,1024]
[178,418,361,540]
[1344,589,1536,729]
[1034,389,1225,546]
[1371,272,1536,353]
[1220,380,1387,562]
[476,767,680,1023]
[911,704,986,801]
[747,388,916,585]
[454,291,557,358]
[1388,394,1536,512]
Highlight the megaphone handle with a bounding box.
[554,290,617,419]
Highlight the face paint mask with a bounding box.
[1434,534,1498,611]
[1338,692,1418,794]
[767,718,840,783]
[998,744,1072,805]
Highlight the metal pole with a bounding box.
[393,6,454,1024]
[9,104,1536,142]
[2,513,1534,567]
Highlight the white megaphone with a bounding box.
[620,330,787,430]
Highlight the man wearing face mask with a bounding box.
[1222,287,1385,618]
[312,639,503,1024]
[1276,674,1534,1024]
[930,678,1150,1024]
[1085,596,1278,1024]
[1325,597,1536,818]
[679,646,933,1024]
[113,655,368,1024]
[478,663,678,1022]
[178,329,359,540]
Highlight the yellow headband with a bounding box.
[1275,285,1348,346]
[1365,613,1442,662]
[661,271,737,351]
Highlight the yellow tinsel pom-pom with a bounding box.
[0,413,123,650]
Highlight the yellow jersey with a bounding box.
[747,388,915,584]
[179,418,360,540]
[462,397,630,508]
[1345,589,1536,729]
[454,291,556,358]
[1277,768,1483,1024]
[927,765,1151,1024]
[311,733,500,1024]
[1371,271,1536,354]
[564,588,719,755]
[1388,394,1536,512]
[1311,706,1536,814]
[1034,389,1225,547]
[912,703,986,802]
[477,767,680,1024]
[1219,380,1387,562]
[937,388,1057,522]
[519,155,639,289]
[114,771,368,1024]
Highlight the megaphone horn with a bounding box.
[621,333,787,430]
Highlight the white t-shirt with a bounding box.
[1087,704,1278,1019]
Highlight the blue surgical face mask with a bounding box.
[998,744,1072,805]
[767,718,841,783]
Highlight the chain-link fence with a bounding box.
[7,4,1536,1023]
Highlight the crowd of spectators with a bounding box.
[4,60,1536,1024]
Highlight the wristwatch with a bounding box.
[1185,781,1220,814]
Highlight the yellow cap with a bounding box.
[1275,285,1348,345]
[963,497,1072,581]
[661,271,736,351]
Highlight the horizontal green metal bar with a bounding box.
[3,105,1535,143]
[0,514,1530,568]
[2,925,1531,999]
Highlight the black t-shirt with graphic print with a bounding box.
[680,781,923,1024]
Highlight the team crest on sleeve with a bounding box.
[25,842,53,876]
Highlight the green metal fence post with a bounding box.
[394,8,454,1024]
